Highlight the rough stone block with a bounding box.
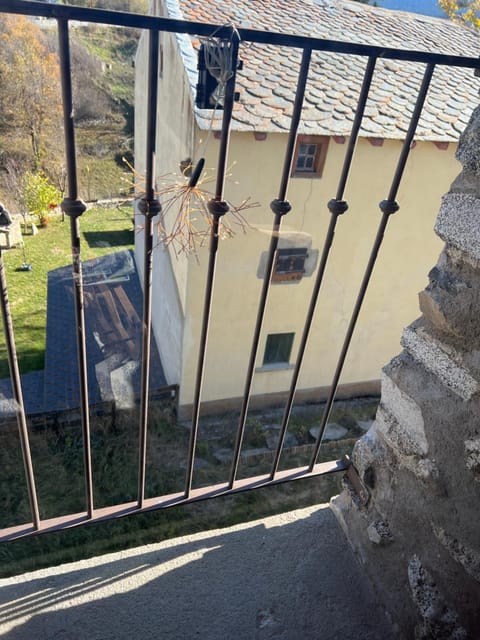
[435,193,480,262]
[375,404,425,459]
[408,555,467,640]
[0,217,22,250]
[413,459,445,496]
[465,438,480,482]
[367,520,394,546]
[418,290,461,338]
[380,372,428,455]
[450,170,480,197]
[309,423,348,442]
[401,324,479,401]
[375,406,444,494]
[420,247,480,345]
[433,526,480,583]
[110,360,138,409]
[351,425,385,478]
[455,104,480,175]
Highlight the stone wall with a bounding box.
[332,106,480,640]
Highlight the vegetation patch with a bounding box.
[0,395,378,577]
[0,205,134,378]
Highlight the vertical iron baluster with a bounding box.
[309,62,436,469]
[57,18,94,518]
[228,48,312,489]
[270,56,377,479]
[184,31,240,498]
[0,249,40,530]
[137,30,161,508]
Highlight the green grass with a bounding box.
[0,205,134,378]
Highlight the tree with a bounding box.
[0,16,63,171]
[438,0,480,29]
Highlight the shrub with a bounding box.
[24,172,61,226]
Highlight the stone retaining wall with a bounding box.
[332,107,480,639]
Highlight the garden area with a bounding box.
[0,204,135,379]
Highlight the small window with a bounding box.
[272,248,308,283]
[291,135,329,178]
[263,333,295,366]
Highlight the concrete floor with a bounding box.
[0,505,394,640]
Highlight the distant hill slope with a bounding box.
[0,19,137,205]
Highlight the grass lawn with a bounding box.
[0,205,134,379]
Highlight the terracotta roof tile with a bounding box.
[165,0,480,141]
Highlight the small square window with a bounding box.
[272,248,308,283]
[263,333,295,366]
[291,135,329,178]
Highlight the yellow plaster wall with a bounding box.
[178,130,457,406]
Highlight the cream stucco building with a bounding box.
[135,0,479,413]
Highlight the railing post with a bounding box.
[229,47,312,488]
[137,29,161,509]
[184,30,240,498]
[0,248,40,530]
[58,17,94,518]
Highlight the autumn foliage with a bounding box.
[0,16,62,173]
[438,0,480,29]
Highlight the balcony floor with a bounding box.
[0,504,393,639]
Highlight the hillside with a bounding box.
[0,15,140,208]
[71,23,138,200]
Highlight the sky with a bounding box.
[372,0,447,17]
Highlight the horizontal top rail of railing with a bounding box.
[2,0,480,68]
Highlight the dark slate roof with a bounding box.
[43,250,166,413]
[165,0,480,141]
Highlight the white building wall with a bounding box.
[134,16,196,385]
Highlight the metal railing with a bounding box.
[0,0,479,542]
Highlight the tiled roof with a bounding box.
[165,0,480,141]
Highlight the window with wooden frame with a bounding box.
[272,248,308,283]
[291,135,329,178]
